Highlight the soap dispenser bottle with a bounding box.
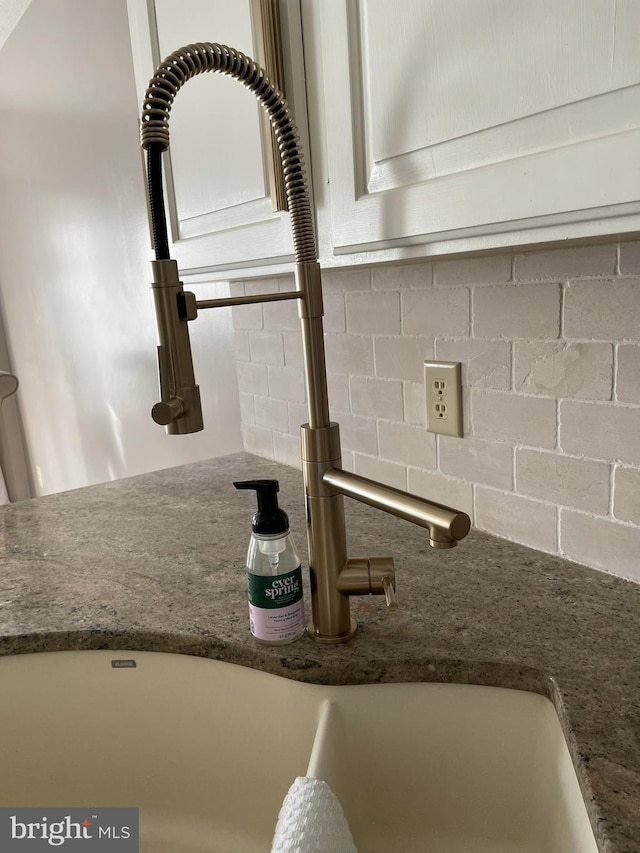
[233,479,306,644]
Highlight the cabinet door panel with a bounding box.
[128,0,308,277]
[155,0,265,223]
[316,0,640,258]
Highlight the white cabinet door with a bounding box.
[128,0,310,279]
[306,0,640,262]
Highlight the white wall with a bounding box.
[0,0,242,497]
[232,241,640,584]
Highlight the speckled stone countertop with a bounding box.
[1,453,639,851]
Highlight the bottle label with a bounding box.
[247,566,305,642]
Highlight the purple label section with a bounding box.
[249,599,305,642]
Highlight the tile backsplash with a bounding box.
[231,241,640,583]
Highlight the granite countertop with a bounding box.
[0,452,638,851]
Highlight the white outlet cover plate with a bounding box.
[424,361,463,438]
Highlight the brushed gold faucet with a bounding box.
[140,42,470,643]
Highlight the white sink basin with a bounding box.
[307,685,599,853]
[0,651,598,852]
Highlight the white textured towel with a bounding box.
[271,776,357,853]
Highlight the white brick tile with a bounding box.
[378,422,436,468]
[322,268,371,292]
[241,423,274,459]
[350,376,404,420]
[244,278,277,296]
[613,466,640,525]
[473,283,561,339]
[403,382,425,425]
[435,339,511,389]
[434,255,511,286]
[273,432,302,469]
[353,454,407,490]
[328,374,350,414]
[346,292,401,335]
[515,449,610,514]
[233,329,251,362]
[461,387,473,436]
[440,436,513,490]
[407,468,474,517]
[267,366,306,403]
[374,336,434,382]
[236,362,268,396]
[619,242,640,275]
[277,275,296,291]
[228,281,245,297]
[560,510,640,582]
[341,450,355,472]
[475,488,557,553]
[254,396,289,433]
[325,334,374,376]
[238,393,255,425]
[263,293,299,331]
[514,245,616,280]
[513,342,613,400]
[372,262,432,290]
[283,332,304,368]
[560,400,640,466]
[336,413,378,456]
[249,331,284,365]
[230,239,640,583]
[231,301,262,330]
[324,293,346,333]
[402,288,470,336]
[616,345,640,404]
[288,402,308,434]
[564,279,640,341]
[472,391,557,448]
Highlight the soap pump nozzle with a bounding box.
[233,479,290,558]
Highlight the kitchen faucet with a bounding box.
[140,42,470,643]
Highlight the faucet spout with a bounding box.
[322,468,470,548]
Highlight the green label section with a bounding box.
[247,566,303,610]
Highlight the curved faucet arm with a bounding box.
[140,42,316,265]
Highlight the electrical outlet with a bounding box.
[424,361,463,437]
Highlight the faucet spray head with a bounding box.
[150,259,203,434]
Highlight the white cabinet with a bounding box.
[128,0,640,276]
[304,0,640,264]
[127,0,311,279]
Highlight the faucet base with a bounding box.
[306,618,357,644]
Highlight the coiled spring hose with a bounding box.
[140,42,317,264]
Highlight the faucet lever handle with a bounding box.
[337,556,397,610]
[381,575,397,610]
[368,557,397,611]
